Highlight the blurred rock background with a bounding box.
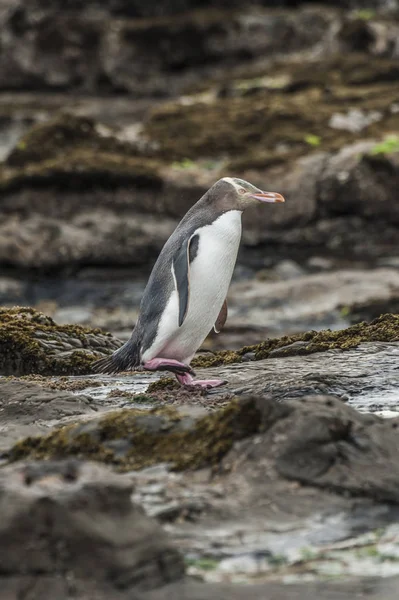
[0,0,398,347]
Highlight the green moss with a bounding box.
[186,557,220,571]
[192,314,399,368]
[147,377,179,392]
[304,134,322,147]
[0,306,115,376]
[352,9,376,20]
[370,135,399,156]
[7,397,261,472]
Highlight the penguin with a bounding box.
[93,177,285,388]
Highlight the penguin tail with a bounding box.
[92,339,140,374]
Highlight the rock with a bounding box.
[0,306,121,376]
[6,389,399,505]
[306,256,334,271]
[272,259,305,280]
[328,108,383,132]
[144,577,399,600]
[199,340,399,412]
[2,457,399,600]
[0,277,26,304]
[225,269,399,336]
[0,4,339,95]
[1,57,399,272]
[5,396,261,471]
[0,379,100,450]
[0,459,184,598]
[318,141,399,223]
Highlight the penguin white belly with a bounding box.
[142,210,242,363]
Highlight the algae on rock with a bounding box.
[192,313,399,368]
[7,397,261,472]
[0,307,120,376]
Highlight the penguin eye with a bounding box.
[238,187,246,194]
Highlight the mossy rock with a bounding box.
[142,55,399,170]
[7,397,261,472]
[1,114,163,192]
[192,313,399,368]
[0,307,120,376]
[6,114,133,167]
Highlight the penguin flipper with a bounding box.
[214,299,228,333]
[173,234,198,327]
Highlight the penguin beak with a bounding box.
[249,191,285,203]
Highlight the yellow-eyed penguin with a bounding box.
[94,177,285,387]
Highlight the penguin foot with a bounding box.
[143,358,195,376]
[175,372,227,389]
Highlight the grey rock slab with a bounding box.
[200,342,399,414]
[143,576,399,600]
[0,459,184,598]
[0,380,103,450]
[227,268,399,333]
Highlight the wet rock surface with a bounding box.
[0,459,184,598]
[2,458,399,600]
[0,379,101,450]
[0,314,398,591]
[5,393,399,504]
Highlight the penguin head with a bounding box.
[217,177,285,210]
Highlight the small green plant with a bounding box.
[355,545,379,559]
[186,557,219,571]
[304,134,321,147]
[353,9,376,20]
[172,158,196,169]
[299,547,318,561]
[340,305,351,318]
[268,553,288,566]
[370,135,399,155]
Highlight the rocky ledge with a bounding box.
[1,307,398,377]
[0,309,398,596]
[0,306,120,376]
[1,458,399,600]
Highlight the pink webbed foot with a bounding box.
[175,372,227,389]
[143,358,195,376]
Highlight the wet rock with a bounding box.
[0,306,121,376]
[200,340,399,413]
[0,459,184,598]
[6,388,399,506]
[144,577,399,600]
[0,379,99,450]
[225,269,399,337]
[5,397,261,472]
[192,312,399,369]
